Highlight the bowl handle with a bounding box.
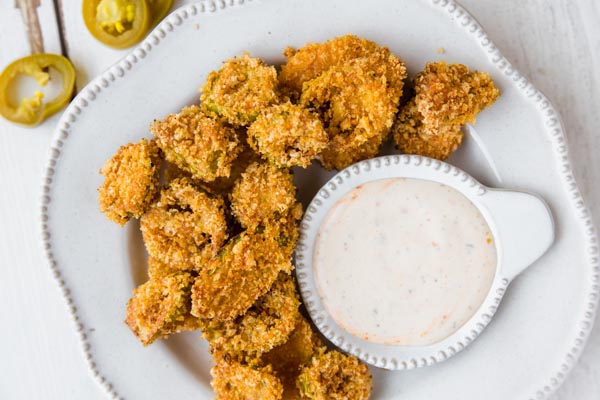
[479,189,555,281]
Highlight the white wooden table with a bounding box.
[0,1,598,398]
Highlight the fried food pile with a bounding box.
[98,34,500,399]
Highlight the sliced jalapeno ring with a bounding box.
[82,0,150,49]
[0,54,76,127]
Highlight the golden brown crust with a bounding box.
[393,98,464,160]
[297,351,372,400]
[146,256,184,279]
[151,105,243,182]
[262,317,326,400]
[300,58,399,170]
[248,103,327,168]
[203,145,261,195]
[201,53,279,126]
[98,138,161,225]
[211,362,283,400]
[163,161,192,184]
[191,207,301,322]
[125,272,200,346]
[163,145,262,197]
[201,273,301,363]
[393,61,500,160]
[140,178,228,271]
[414,61,499,134]
[280,34,406,101]
[230,162,297,229]
[265,203,303,258]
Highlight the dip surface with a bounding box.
[313,178,497,346]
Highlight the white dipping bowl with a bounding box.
[295,154,554,370]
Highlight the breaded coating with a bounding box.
[262,317,326,400]
[190,232,291,322]
[204,146,261,195]
[191,208,301,321]
[414,61,499,133]
[201,273,301,363]
[151,105,242,182]
[394,61,500,160]
[98,138,161,225]
[279,34,406,101]
[140,177,228,271]
[211,362,283,400]
[393,98,464,160]
[266,202,303,256]
[162,145,260,197]
[163,161,193,185]
[125,272,199,346]
[201,53,279,126]
[230,162,297,229]
[147,256,178,278]
[300,58,398,170]
[247,103,327,168]
[297,351,372,400]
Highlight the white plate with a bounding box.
[40,0,599,399]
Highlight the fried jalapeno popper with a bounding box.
[201,53,279,126]
[98,138,161,225]
[393,61,500,159]
[200,273,301,364]
[190,209,300,321]
[281,35,407,170]
[230,162,298,229]
[125,271,199,346]
[151,105,243,182]
[300,57,399,170]
[140,177,228,271]
[247,102,328,168]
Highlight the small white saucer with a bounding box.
[295,154,555,370]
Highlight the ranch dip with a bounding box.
[313,178,497,346]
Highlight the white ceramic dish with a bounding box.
[296,154,554,370]
[39,0,599,399]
